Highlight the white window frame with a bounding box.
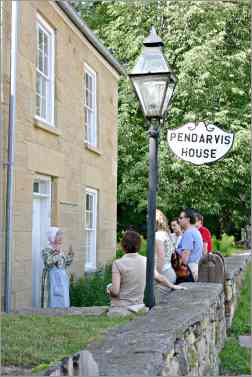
[84,64,97,147]
[85,188,98,272]
[35,14,55,127]
[33,175,51,199]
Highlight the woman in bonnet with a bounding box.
[41,226,74,308]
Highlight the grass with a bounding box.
[219,264,251,375]
[1,314,130,370]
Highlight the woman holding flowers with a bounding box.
[41,226,74,308]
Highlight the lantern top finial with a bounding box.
[144,26,164,47]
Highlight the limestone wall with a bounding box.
[88,283,226,376]
[44,253,250,376]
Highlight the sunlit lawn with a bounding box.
[219,264,251,375]
[1,314,130,372]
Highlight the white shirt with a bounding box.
[155,230,174,271]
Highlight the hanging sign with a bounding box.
[167,122,234,165]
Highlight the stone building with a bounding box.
[1,1,123,310]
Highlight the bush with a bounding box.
[212,233,235,257]
[70,264,112,307]
[70,234,147,307]
[212,234,220,251]
[219,233,235,256]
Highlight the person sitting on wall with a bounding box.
[107,230,185,316]
[174,208,203,283]
[41,227,74,308]
[195,212,212,255]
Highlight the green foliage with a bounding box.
[211,235,220,251]
[219,337,251,375]
[1,314,129,367]
[116,235,147,258]
[70,264,112,306]
[70,236,147,306]
[74,1,251,234]
[231,263,251,336]
[212,233,236,256]
[32,363,50,374]
[219,265,251,375]
[219,233,235,256]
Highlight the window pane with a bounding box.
[36,75,42,116]
[84,107,88,124]
[38,49,43,72]
[36,76,41,116]
[39,180,49,195]
[84,68,96,146]
[88,92,93,109]
[44,33,48,55]
[46,79,51,121]
[33,181,39,193]
[86,211,91,228]
[86,73,90,90]
[86,194,90,210]
[36,94,40,116]
[38,28,43,51]
[36,18,54,124]
[85,190,97,270]
[44,53,49,76]
[86,230,91,263]
[41,78,47,119]
[86,89,89,107]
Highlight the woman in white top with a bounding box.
[155,209,177,284]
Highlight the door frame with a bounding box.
[32,174,52,307]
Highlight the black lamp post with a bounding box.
[129,27,176,309]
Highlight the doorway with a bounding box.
[32,175,51,307]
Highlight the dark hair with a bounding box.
[127,224,136,231]
[121,230,141,253]
[195,212,203,223]
[170,218,179,225]
[182,208,196,224]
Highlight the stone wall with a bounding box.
[88,283,226,376]
[44,253,250,376]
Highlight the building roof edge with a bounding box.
[56,1,125,76]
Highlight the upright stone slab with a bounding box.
[198,253,225,284]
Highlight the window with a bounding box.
[85,188,97,271]
[84,65,97,147]
[33,176,51,198]
[36,15,55,125]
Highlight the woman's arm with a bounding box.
[108,271,121,297]
[155,239,165,273]
[154,270,186,290]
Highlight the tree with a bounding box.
[74,0,251,236]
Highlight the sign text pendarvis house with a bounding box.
[167,122,234,165]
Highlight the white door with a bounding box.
[32,176,51,307]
